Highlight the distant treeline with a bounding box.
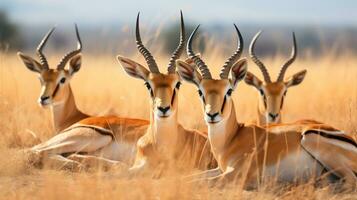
[1,9,356,57]
[0,10,22,50]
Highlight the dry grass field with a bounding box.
[0,50,356,199]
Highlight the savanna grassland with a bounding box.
[0,50,356,199]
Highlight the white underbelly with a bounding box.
[263,148,324,183]
[93,141,137,164]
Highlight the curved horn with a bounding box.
[187,25,212,79]
[57,24,82,70]
[167,10,186,74]
[37,27,55,70]
[249,31,271,83]
[219,24,243,79]
[277,32,297,81]
[136,13,159,73]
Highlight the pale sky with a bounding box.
[1,0,357,26]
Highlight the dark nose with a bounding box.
[269,113,279,120]
[40,96,50,102]
[206,112,219,121]
[158,106,170,115]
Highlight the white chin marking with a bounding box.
[155,113,172,120]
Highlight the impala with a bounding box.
[245,31,308,125]
[176,25,357,188]
[18,25,149,169]
[116,12,215,174]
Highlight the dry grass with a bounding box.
[0,50,356,199]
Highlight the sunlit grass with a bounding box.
[0,49,356,199]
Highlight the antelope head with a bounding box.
[176,25,247,124]
[18,25,82,107]
[117,12,185,120]
[245,31,307,124]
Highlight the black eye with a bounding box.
[227,89,233,96]
[60,78,66,84]
[259,89,264,96]
[145,82,154,97]
[145,82,151,90]
[198,90,203,96]
[198,90,206,103]
[175,82,181,89]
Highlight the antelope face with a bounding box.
[148,73,181,118]
[37,69,71,106]
[117,11,185,120]
[245,31,306,124]
[177,60,247,124]
[198,79,232,123]
[177,24,246,125]
[117,57,182,120]
[17,25,82,107]
[245,71,306,123]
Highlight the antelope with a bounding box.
[176,25,357,188]
[18,25,150,169]
[116,12,215,174]
[18,25,89,132]
[245,31,308,125]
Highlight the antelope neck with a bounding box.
[51,85,87,132]
[207,101,240,156]
[149,105,179,147]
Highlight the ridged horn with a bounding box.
[57,24,82,70]
[277,32,297,81]
[167,10,186,74]
[36,27,55,70]
[187,25,212,79]
[136,13,159,73]
[249,31,272,83]
[219,24,243,79]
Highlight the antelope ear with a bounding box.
[176,60,202,86]
[69,54,82,75]
[244,71,263,90]
[116,55,150,81]
[230,58,248,89]
[285,69,307,87]
[17,52,43,73]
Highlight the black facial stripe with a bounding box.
[221,96,226,113]
[280,96,285,109]
[263,96,267,108]
[171,89,176,105]
[52,83,60,98]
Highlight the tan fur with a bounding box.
[177,59,357,188]
[245,70,307,126]
[117,56,215,175]
[18,52,150,169]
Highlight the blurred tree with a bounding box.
[0,10,22,50]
